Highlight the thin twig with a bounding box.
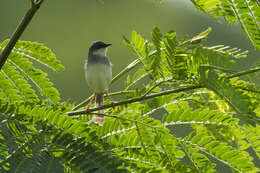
[72,90,134,111]
[178,139,202,173]
[0,0,45,69]
[227,67,260,79]
[125,72,151,90]
[236,87,260,94]
[135,122,149,157]
[142,77,175,97]
[200,64,237,73]
[154,130,175,169]
[87,112,156,128]
[67,85,202,116]
[72,94,94,111]
[110,58,142,86]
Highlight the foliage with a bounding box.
[0,41,127,173]
[1,26,260,172]
[0,0,260,172]
[190,0,260,50]
[0,40,63,103]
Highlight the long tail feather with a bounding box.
[93,94,104,125]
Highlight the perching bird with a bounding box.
[84,41,112,125]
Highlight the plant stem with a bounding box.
[67,85,202,116]
[88,112,156,128]
[110,58,142,86]
[227,67,260,79]
[0,0,44,70]
[72,94,94,111]
[72,90,134,111]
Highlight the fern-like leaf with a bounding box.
[1,61,39,103]
[187,132,258,172]
[0,40,64,102]
[9,40,64,71]
[163,103,239,126]
[123,31,149,59]
[190,0,260,50]
[200,69,259,124]
[53,132,128,173]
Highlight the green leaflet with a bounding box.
[0,101,62,172]
[8,151,64,173]
[202,45,248,59]
[163,104,239,126]
[191,45,248,75]
[190,27,212,44]
[0,100,126,173]
[124,27,249,91]
[1,61,38,103]
[190,0,260,50]
[95,102,187,172]
[119,26,260,172]
[123,31,149,59]
[200,69,260,124]
[1,40,64,71]
[52,132,127,173]
[1,26,260,172]
[150,26,163,79]
[187,132,257,172]
[234,124,260,159]
[0,40,64,103]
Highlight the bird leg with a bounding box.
[85,93,96,113]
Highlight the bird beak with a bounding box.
[105,43,112,47]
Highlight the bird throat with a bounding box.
[92,48,108,56]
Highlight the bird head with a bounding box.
[89,41,112,56]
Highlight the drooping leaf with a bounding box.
[190,0,260,50]
[0,40,64,102]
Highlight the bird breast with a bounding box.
[85,62,112,94]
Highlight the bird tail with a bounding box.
[92,94,104,126]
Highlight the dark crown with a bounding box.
[89,41,112,52]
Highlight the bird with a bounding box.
[84,41,112,126]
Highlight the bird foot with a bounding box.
[85,93,96,113]
[85,107,90,113]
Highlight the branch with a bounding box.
[199,64,236,73]
[0,0,45,70]
[110,58,142,86]
[236,86,260,94]
[67,85,202,116]
[72,90,134,111]
[89,112,156,128]
[227,67,260,79]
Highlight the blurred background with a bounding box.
[0,0,259,103]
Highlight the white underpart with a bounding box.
[93,47,108,56]
[85,47,112,94]
[85,63,112,94]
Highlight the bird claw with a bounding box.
[85,108,90,113]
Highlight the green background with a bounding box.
[0,0,259,103]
